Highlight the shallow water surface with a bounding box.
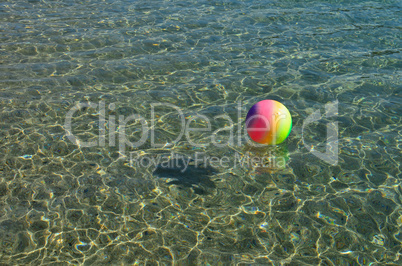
[0,0,401,264]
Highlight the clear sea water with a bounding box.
[0,0,401,265]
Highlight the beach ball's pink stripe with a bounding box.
[247,104,266,142]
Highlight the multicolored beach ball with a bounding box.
[246,100,292,145]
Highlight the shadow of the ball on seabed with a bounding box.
[153,155,217,195]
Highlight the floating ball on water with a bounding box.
[246,100,292,145]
